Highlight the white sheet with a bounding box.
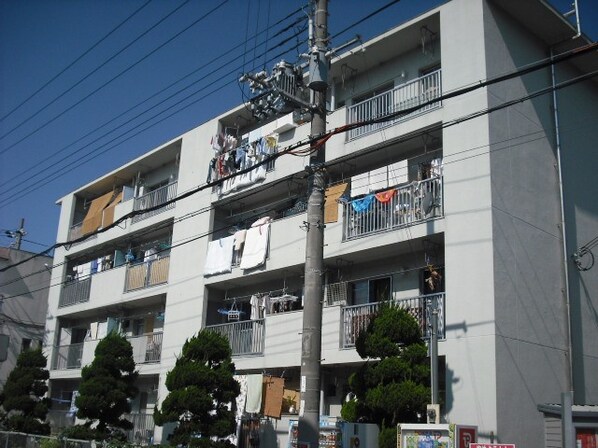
[239,223,270,270]
[203,235,235,276]
[245,374,263,414]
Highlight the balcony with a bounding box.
[124,412,155,445]
[341,293,445,349]
[131,181,177,224]
[52,343,83,370]
[343,176,443,240]
[59,277,91,307]
[205,319,265,356]
[127,332,163,364]
[124,256,170,292]
[346,69,442,140]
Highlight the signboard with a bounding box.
[398,424,454,448]
[457,426,478,448]
[470,444,515,448]
[398,424,478,448]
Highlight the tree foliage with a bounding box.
[67,332,138,440]
[341,305,430,448]
[154,330,240,447]
[0,348,51,435]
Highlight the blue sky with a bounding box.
[0,0,596,254]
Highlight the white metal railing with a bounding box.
[341,293,445,348]
[124,412,155,445]
[124,256,170,292]
[347,69,442,140]
[343,176,443,240]
[0,431,91,448]
[132,181,177,223]
[52,343,84,370]
[59,277,92,307]
[127,332,163,364]
[205,319,265,356]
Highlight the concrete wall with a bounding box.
[554,40,598,405]
[440,0,499,440]
[482,2,568,445]
[0,248,52,388]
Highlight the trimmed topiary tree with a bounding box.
[341,304,430,448]
[154,329,240,447]
[0,348,51,434]
[65,332,138,441]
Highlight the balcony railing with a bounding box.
[124,412,155,445]
[52,343,84,370]
[347,69,442,140]
[127,332,163,364]
[132,181,177,223]
[341,293,445,348]
[343,176,443,240]
[68,222,97,243]
[59,277,92,307]
[124,256,170,292]
[205,319,265,356]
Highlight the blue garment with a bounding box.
[351,194,374,213]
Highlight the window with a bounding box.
[21,338,31,352]
[350,276,392,305]
[0,334,9,361]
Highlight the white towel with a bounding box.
[245,374,263,414]
[234,229,247,251]
[250,295,260,320]
[203,235,235,276]
[239,224,270,270]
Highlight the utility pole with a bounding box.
[5,218,25,250]
[298,0,328,446]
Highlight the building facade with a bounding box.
[0,247,52,388]
[44,0,598,446]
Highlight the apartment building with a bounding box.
[44,0,598,446]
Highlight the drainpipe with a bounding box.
[551,45,574,448]
[551,2,581,447]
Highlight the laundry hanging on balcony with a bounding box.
[245,374,263,414]
[203,235,235,276]
[351,194,375,213]
[374,189,396,203]
[324,182,348,224]
[239,218,272,271]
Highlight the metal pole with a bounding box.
[431,295,439,405]
[15,218,25,250]
[298,1,328,446]
[550,46,575,448]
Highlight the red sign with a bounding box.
[458,426,477,448]
[470,445,515,448]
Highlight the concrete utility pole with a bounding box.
[298,0,328,446]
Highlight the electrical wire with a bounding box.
[0,0,153,123]
[0,65,595,283]
[2,46,595,270]
[0,173,306,295]
[572,235,598,271]
[0,0,230,155]
[0,38,306,208]
[0,19,308,203]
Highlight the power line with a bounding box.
[1,64,594,279]
[0,0,153,123]
[0,38,305,208]
[0,0,402,201]
[0,17,307,202]
[0,0,229,155]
